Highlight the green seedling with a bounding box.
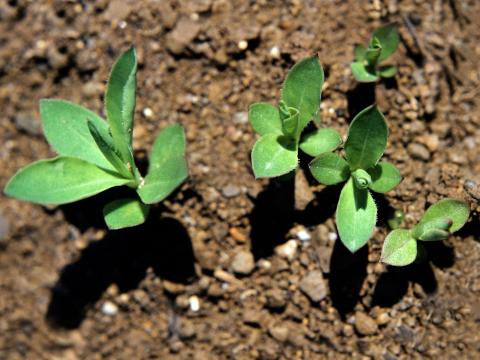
[387,209,405,230]
[250,57,342,178]
[381,199,470,266]
[351,24,399,83]
[4,48,188,230]
[309,105,401,253]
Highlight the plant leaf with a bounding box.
[366,37,382,66]
[367,162,401,193]
[105,47,137,166]
[373,24,399,62]
[412,217,452,240]
[336,178,377,253]
[4,157,130,205]
[103,198,150,230]
[345,105,388,170]
[137,124,188,204]
[378,65,397,78]
[309,153,350,185]
[299,128,342,157]
[249,102,282,135]
[418,199,470,233]
[417,228,450,242]
[281,57,324,132]
[350,61,378,83]
[251,134,298,178]
[381,229,417,266]
[40,99,115,171]
[354,44,367,61]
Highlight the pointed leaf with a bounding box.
[249,102,282,135]
[354,44,367,61]
[367,162,401,193]
[251,134,298,178]
[281,57,324,131]
[418,199,470,233]
[379,65,397,78]
[309,153,350,185]
[105,47,137,166]
[300,128,342,157]
[351,61,378,83]
[137,124,188,204]
[373,24,399,61]
[412,217,453,240]
[381,229,417,266]
[103,198,150,230]
[40,99,115,171]
[366,37,382,66]
[345,105,388,170]
[4,157,130,205]
[336,178,377,252]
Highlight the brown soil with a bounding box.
[1,1,480,359]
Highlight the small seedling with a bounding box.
[4,48,188,230]
[381,199,470,266]
[351,24,399,82]
[249,57,342,178]
[309,105,401,252]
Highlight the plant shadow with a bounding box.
[46,212,195,329]
[346,82,376,120]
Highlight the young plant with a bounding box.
[4,48,188,230]
[309,105,401,253]
[351,24,399,83]
[381,199,470,266]
[249,57,342,178]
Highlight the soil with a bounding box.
[1,1,480,359]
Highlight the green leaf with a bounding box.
[137,124,188,204]
[345,105,388,170]
[351,62,378,83]
[417,228,450,242]
[367,162,401,193]
[378,65,397,78]
[309,152,350,185]
[279,101,300,137]
[418,199,470,233]
[40,99,116,171]
[354,44,367,61]
[381,229,417,266]
[373,24,399,62]
[299,128,342,157]
[281,57,324,132]
[366,37,382,66]
[336,178,377,253]
[351,168,372,189]
[4,157,131,205]
[105,47,137,167]
[103,198,150,230]
[251,134,298,178]
[412,217,452,240]
[249,102,282,135]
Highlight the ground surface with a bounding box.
[1,0,480,359]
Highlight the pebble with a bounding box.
[101,301,118,316]
[189,296,200,312]
[166,18,201,55]
[299,271,328,302]
[269,46,281,59]
[265,288,286,309]
[407,143,430,161]
[229,227,247,243]
[296,229,311,242]
[242,309,262,327]
[354,312,378,336]
[233,111,248,124]
[13,112,42,136]
[237,40,248,51]
[222,184,240,198]
[177,319,196,340]
[274,240,298,261]
[269,325,289,342]
[327,232,338,242]
[142,107,153,118]
[231,251,255,275]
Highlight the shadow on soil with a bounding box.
[46,207,195,329]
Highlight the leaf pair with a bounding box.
[381,199,470,266]
[250,57,340,178]
[351,24,399,83]
[4,48,188,230]
[309,106,401,252]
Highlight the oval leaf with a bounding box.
[103,198,150,230]
[373,24,399,62]
[336,178,377,253]
[137,124,188,204]
[345,105,388,170]
[378,65,397,78]
[4,157,130,205]
[40,99,116,171]
[418,199,470,233]
[351,62,378,83]
[367,162,401,193]
[251,134,298,178]
[309,153,350,185]
[381,229,417,266]
[281,57,324,132]
[249,102,282,135]
[300,128,342,157]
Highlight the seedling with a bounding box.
[309,105,401,252]
[381,199,470,266]
[351,24,399,83]
[249,57,342,178]
[4,48,188,230]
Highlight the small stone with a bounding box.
[327,232,338,242]
[142,107,153,118]
[354,312,378,336]
[274,240,298,261]
[189,296,200,312]
[166,18,201,55]
[175,295,190,309]
[222,184,240,198]
[177,319,196,340]
[237,40,248,51]
[13,112,42,136]
[265,288,286,310]
[297,229,311,242]
[82,82,103,97]
[242,309,262,327]
[269,46,281,59]
[299,271,327,302]
[422,134,439,152]
[376,312,390,325]
[101,301,118,316]
[229,227,247,243]
[233,112,248,124]
[408,143,430,161]
[269,325,289,342]
[231,251,255,275]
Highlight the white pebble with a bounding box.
[101,301,118,316]
[119,21,127,29]
[297,229,311,242]
[269,46,280,59]
[328,232,338,242]
[189,295,200,312]
[275,240,298,261]
[238,40,248,51]
[142,107,153,118]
